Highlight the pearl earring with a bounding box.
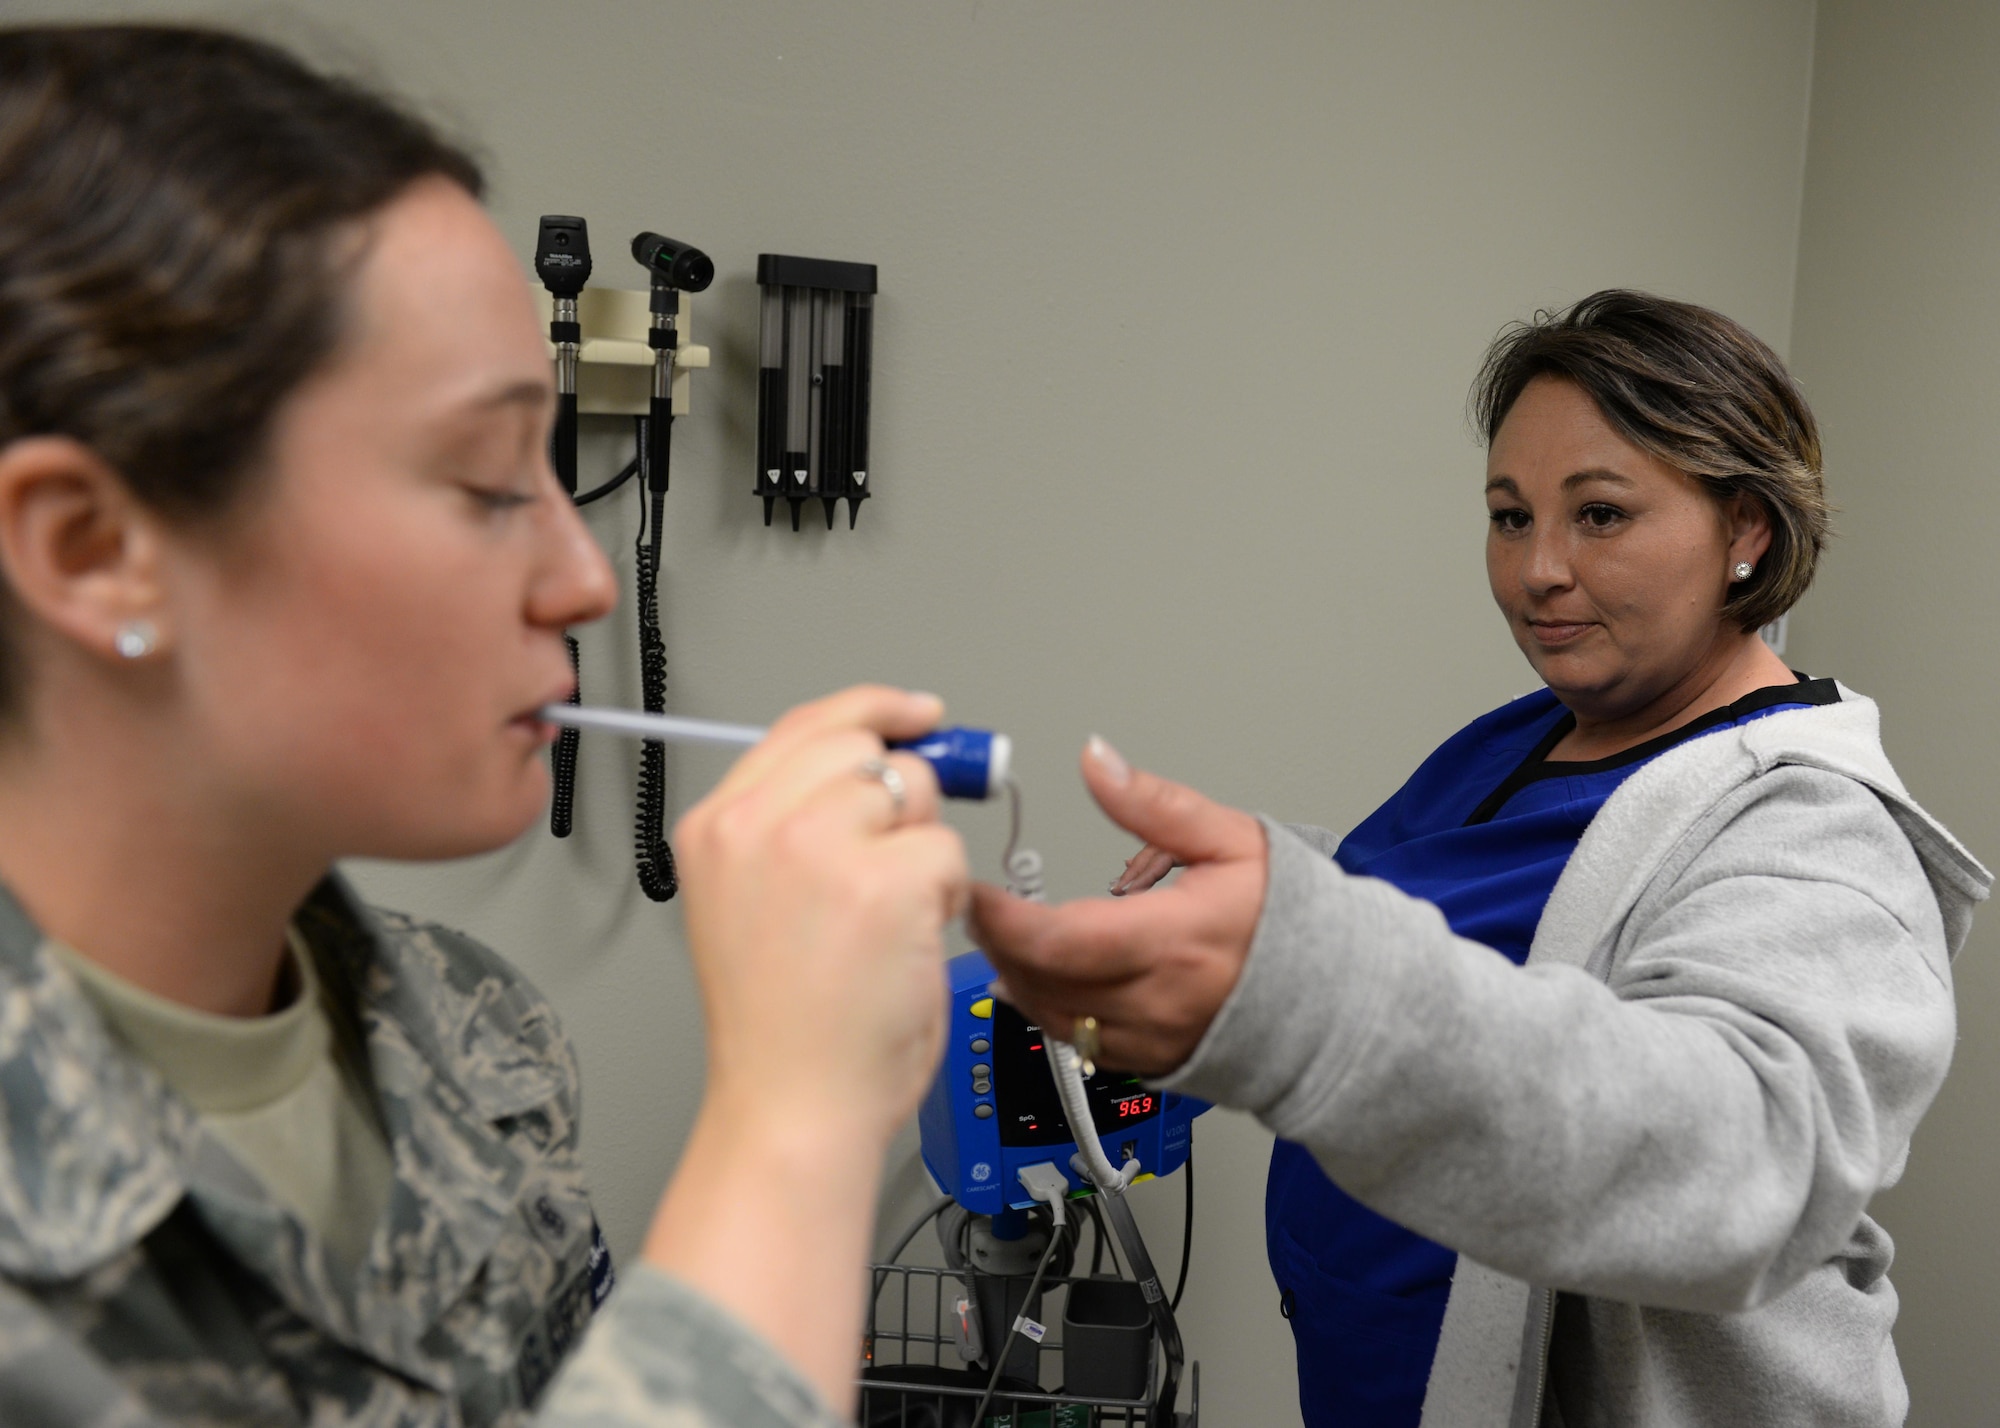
[1732,562,1755,581]
[113,620,158,659]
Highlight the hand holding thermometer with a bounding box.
[539,705,1013,801]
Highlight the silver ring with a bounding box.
[858,757,908,820]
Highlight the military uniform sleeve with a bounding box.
[536,1265,848,1428]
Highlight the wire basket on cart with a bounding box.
[861,1261,1198,1428]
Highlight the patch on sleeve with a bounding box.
[516,1221,613,1408]
[588,1218,616,1310]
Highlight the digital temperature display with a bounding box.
[991,1002,1162,1148]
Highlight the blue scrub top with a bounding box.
[1269,677,1839,1428]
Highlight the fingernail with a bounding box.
[1087,734,1131,786]
[1108,878,1124,896]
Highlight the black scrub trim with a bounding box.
[1464,674,1841,826]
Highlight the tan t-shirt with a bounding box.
[48,932,394,1274]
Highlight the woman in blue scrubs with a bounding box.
[972,291,1983,1427]
[1256,670,1838,1421]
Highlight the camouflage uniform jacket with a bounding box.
[0,874,845,1428]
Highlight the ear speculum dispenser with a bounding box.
[756,254,876,531]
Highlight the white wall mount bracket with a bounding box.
[532,286,711,416]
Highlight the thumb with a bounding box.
[1080,735,1262,866]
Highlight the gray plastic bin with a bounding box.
[1061,1277,1154,1401]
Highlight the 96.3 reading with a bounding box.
[992,1002,1167,1147]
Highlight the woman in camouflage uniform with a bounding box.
[0,24,963,1428]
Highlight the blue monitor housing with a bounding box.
[920,950,1210,1213]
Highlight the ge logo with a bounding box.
[970,1161,993,1183]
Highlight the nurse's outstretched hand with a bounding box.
[969,736,1266,1077]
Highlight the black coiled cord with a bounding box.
[550,634,582,837]
[634,467,677,901]
[551,417,648,843]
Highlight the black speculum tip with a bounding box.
[822,498,838,530]
[762,496,775,527]
[788,499,803,532]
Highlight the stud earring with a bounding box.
[1732,562,1755,581]
[113,620,158,659]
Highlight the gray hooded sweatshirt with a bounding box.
[1161,688,1989,1426]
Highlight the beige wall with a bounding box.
[1786,2,2000,1418]
[7,2,1823,1422]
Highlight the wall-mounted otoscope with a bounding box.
[534,215,593,841]
[629,231,713,499]
[628,232,715,903]
[536,215,591,493]
[632,231,715,294]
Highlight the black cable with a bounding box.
[574,455,638,506]
[863,1196,954,1348]
[575,416,643,505]
[1171,1146,1194,1312]
[1093,1195,1125,1279]
[1083,1194,1110,1277]
[549,634,581,837]
[633,453,677,902]
[884,1196,952,1267]
[967,1220,1061,1427]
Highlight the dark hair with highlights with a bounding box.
[0,24,484,709]
[1471,289,1830,632]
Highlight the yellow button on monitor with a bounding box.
[970,998,994,1020]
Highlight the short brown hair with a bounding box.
[0,25,484,711]
[1470,290,1830,632]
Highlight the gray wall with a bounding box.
[1786,2,2000,1418]
[7,2,1824,1422]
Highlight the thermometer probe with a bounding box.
[539,705,1013,802]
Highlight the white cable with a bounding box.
[1047,1036,1140,1191]
[1000,792,1140,1195]
[1001,782,1045,902]
[1016,1162,1069,1230]
[1004,848,1045,902]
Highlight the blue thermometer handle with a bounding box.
[539,704,1012,801]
